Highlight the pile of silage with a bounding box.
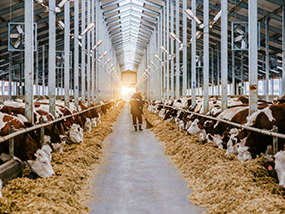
[0,101,125,214]
[144,109,285,214]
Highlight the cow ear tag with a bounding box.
[268,165,273,171]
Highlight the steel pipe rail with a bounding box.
[0,100,120,144]
[157,104,285,140]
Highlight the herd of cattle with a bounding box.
[146,96,285,190]
[0,98,120,185]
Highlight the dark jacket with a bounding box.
[130,93,143,115]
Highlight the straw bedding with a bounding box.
[144,109,285,214]
[0,102,124,214]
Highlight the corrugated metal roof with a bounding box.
[0,0,284,83]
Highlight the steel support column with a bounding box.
[148,45,151,99]
[166,0,170,99]
[249,0,258,115]
[217,44,220,95]
[191,0,196,106]
[160,9,163,100]
[19,52,23,95]
[163,1,166,99]
[48,0,56,117]
[35,47,39,95]
[221,0,227,111]
[25,0,34,122]
[281,6,285,95]
[241,51,244,95]
[81,0,86,103]
[159,11,162,100]
[74,0,79,110]
[86,0,91,106]
[170,0,174,99]
[60,61,63,95]
[183,0,187,97]
[91,0,95,103]
[176,0,180,99]
[211,48,214,95]
[9,52,12,99]
[42,45,45,95]
[96,0,99,102]
[265,16,269,102]
[64,0,70,107]
[203,0,209,114]
[56,68,59,95]
[232,51,235,95]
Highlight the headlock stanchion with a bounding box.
[9,125,14,160]
[0,99,121,159]
[156,103,285,155]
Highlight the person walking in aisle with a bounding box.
[130,92,143,131]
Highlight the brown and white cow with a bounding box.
[274,151,285,190]
[1,102,68,152]
[0,112,54,178]
[237,104,285,162]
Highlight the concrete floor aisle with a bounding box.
[88,104,206,214]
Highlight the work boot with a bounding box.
[134,125,137,131]
[139,124,143,131]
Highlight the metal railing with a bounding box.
[0,99,120,159]
[155,103,284,154]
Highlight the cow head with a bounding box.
[84,118,92,133]
[203,120,216,134]
[224,128,240,155]
[199,129,207,142]
[41,144,52,162]
[274,151,285,190]
[68,124,84,144]
[91,118,97,127]
[185,120,193,130]
[263,157,278,181]
[226,136,239,155]
[237,145,252,162]
[207,134,223,148]
[159,108,166,118]
[187,119,203,135]
[52,135,66,153]
[44,135,51,144]
[26,149,55,178]
[178,120,185,131]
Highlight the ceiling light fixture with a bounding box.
[170,32,182,44]
[81,23,95,36]
[91,40,103,52]
[185,9,204,28]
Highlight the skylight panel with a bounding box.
[120,13,131,19]
[132,7,142,13]
[112,0,148,69]
[119,0,130,7]
[132,13,142,18]
[119,6,130,13]
[132,0,143,6]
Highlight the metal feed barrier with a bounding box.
[157,104,284,155]
[0,99,120,160]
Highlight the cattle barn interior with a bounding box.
[0,0,285,213]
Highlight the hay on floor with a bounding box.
[0,102,124,214]
[144,109,285,214]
